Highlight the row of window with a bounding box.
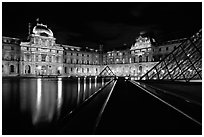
[106,46,177,57]
[22,47,63,54]
[3,45,16,50]
[105,55,151,64]
[64,58,99,65]
[64,52,92,57]
[156,46,176,52]
[64,67,98,74]
[23,54,61,63]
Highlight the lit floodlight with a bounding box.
[37,66,41,70]
[58,66,62,70]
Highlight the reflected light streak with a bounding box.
[89,77,91,91]
[77,77,80,105]
[95,76,97,88]
[57,78,63,118]
[32,78,42,125]
[83,77,86,100]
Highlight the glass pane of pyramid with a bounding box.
[140,30,202,82]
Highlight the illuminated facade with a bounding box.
[101,35,185,78]
[2,22,186,77]
[2,37,21,76]
[20,23,64,75]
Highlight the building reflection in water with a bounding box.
[3,77,111,133]
[89,77,92,96]
[95,76,97,89]
[32,78,63,125]
[83,77,86,101]
[57,78,63,119]
[32,78,42,125]
[77,77,80,105]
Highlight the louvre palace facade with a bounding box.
[2,22,186,78]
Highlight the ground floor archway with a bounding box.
[25,65,31,74]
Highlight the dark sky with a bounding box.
[2,2,202,50]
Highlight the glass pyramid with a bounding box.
[99,66,115,76]
[140,29,202,82]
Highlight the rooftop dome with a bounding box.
[33,23,53,37]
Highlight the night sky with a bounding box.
[2,2,202,50]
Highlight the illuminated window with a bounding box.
[146,56,148,62]
[139,55,142,62]
[65,67,67,73]
[26,54,30,61]
[56,56,60,63]
[41,54,46,62]
[10,65,15,73]
[139,66,142,73]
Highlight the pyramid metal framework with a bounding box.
[140,29,202,82]
[99,66,115,76]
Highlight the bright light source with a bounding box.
[37,66,41,70]
[58,66,62,70]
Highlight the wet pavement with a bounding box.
[95,78,201,134]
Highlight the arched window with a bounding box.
[139,66,142,73]
[146,56,148,62]
[10,65,15,73]
[139,55,142,62]
[41,54,46,62]
[25,65,31,74]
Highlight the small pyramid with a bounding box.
[99,66,115,76]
